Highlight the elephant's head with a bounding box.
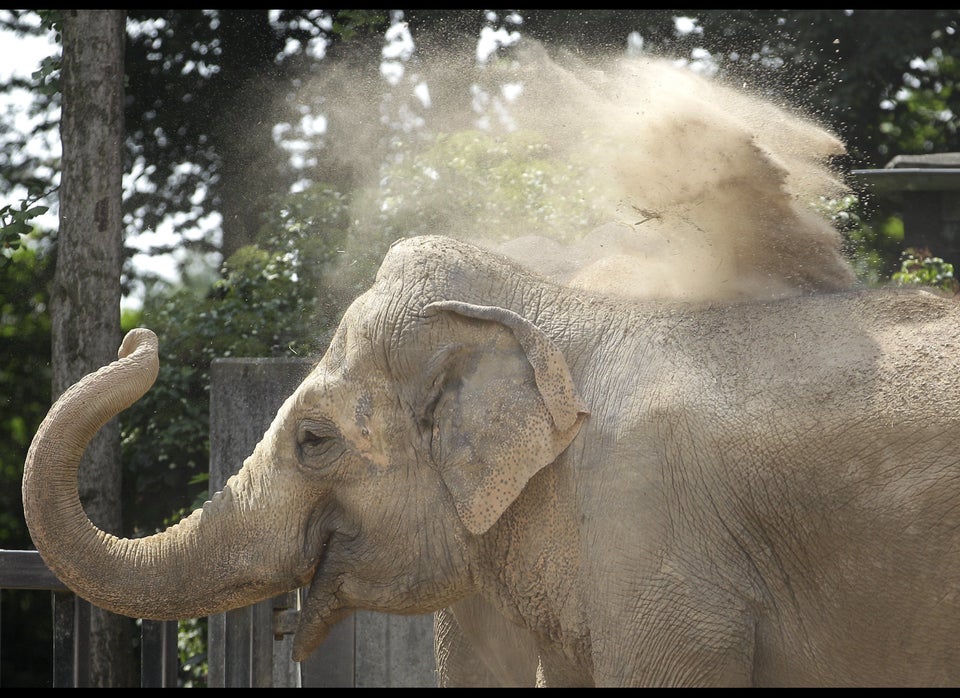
[22,235,588,660]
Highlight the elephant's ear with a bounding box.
[422,300,589,535]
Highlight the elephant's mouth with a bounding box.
[292,530,346,661]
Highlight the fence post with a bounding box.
[52,592,89,687]
[208,357,313,688]
[140,620,179,687]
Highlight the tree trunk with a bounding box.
[55,9,137,687]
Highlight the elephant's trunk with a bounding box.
[22,328,297,620]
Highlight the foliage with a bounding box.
[382,129,601,243]
[819,194,906,286]
[0,10,61,249]
[0,237,53,687]
[330,129,605,303]
[874,40,959,158]
[892,247,959,294]
[0,237,52,546]
[0,199,50,265]
[177,618,208,688]
[2,10,958,279]
[119,9,394,261]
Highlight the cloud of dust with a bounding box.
[300,36,857,304]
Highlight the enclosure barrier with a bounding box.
[0,549,178,686]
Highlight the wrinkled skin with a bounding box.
[23,235,960,686]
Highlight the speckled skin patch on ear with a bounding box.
[423,300,589,535]
[451,410,586,536]
[425,301,588,430]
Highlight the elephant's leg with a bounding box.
[434,606,498,687]
[536,645,595,687]
[590,581,756,687]
[434,596,541,687]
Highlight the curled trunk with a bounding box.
[22,328,294,619]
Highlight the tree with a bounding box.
[54,9,136,687]
[121,9,393,265]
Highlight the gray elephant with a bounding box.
[23,234,960,686]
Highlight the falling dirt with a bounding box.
[304,32,858,304]
[489,43,857,302]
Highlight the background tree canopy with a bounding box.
[3,10,958,284]
[0,9,957,686]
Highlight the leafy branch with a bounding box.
[892,247,959,295]
[0,191,54,265]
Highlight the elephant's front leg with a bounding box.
[591,580,756,687]
[434,606,498,686]
[434,596,541,687]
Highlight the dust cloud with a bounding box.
[302,36,858,304]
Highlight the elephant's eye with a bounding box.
[297,419,345,465]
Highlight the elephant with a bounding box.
[22,233,960,686]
